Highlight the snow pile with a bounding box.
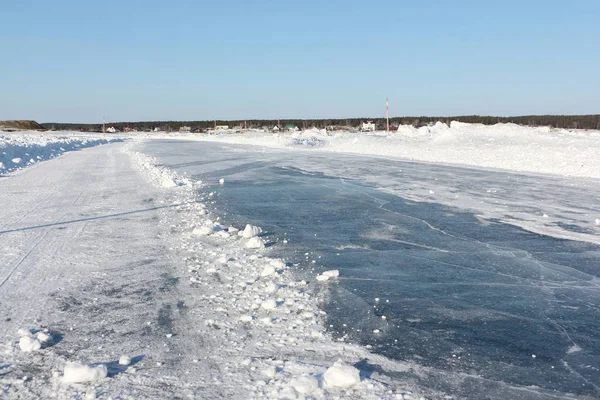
[182,122,600,178]
[0,132,118,174]
[127,143,431,399]
[17,328,54,352]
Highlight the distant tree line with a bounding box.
[42,114,600,132]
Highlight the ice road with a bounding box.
[142,139,600,399]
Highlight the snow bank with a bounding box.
[0,132,118,174]
[179,122,600,179]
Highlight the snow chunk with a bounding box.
[63,362,108,383]
[36,331,53,345]
[245,237,265,249]
[323,360,361,388]
[260,265,276,277]
[119,355,132,366]
[19,336,42,352]
[290,375,319,394]
[192,223,222,237]
[11,157,22,164]
[242,224,262,238]
[261,298,278,311]
[316,269,339,281]
[219,178,225,184]
[239,315,253,323]
[17,328,33,337]
[192,226,214,236]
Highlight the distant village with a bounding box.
[103,121,380,134]
[4,114,598,133]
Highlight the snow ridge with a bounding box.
[0,133,118,174]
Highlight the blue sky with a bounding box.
[1,0,599,123]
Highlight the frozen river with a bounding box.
[143,139,600,398]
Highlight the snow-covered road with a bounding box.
[0,143,250,398]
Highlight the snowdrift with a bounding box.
[180,122,600,179]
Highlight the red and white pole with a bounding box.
[386,97,389,133]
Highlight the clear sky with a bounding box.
[1,0,599,123]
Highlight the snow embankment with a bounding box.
[185,122,600,179]
[0,132,118,174]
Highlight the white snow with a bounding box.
[62,362,108,383]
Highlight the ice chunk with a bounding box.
[323,360,360,388]
[245,237,265,249]
[242,224,262,238]
[63,362,108,383]
[219,178,225,184]
[19,336,42,352]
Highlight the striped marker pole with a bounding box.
[386,98,389,133]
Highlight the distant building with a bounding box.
[215,125,229,131]
[179,126,191,132]
[106,127,117,133]
[272,125,280,132]
[361,121,376,132]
